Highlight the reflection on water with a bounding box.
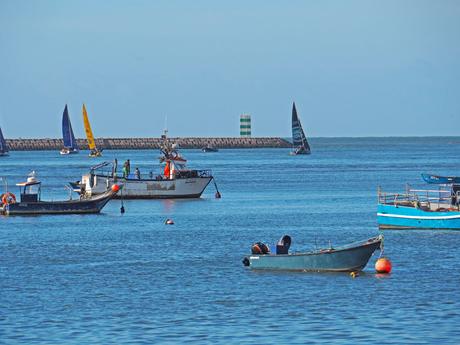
[1,137,460,344]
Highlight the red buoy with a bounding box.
[111,184,120,193]
[375,257,392,274]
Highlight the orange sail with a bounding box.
[82,104,96,151]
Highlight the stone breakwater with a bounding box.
[5,137,291,151]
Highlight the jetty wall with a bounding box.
[5,137,291,151]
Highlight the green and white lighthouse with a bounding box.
[240,114,251,137]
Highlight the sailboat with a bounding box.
[0,126,9,156]
[60,105,79,155]
[290,102,311,155]
[82,104,102,157]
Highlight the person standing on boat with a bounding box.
[126,160,131,176]
[135,167,141,179]
[122,160,129,178]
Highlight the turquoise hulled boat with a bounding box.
[377,185,460,230]
[421,173,460,185]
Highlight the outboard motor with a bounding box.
[276,235,291,255]
[251,242,270,254]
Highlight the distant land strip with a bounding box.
[5,137,291,151]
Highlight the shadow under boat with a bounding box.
[0,172,119,215]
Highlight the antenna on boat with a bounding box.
[0,177,7,193]
[164,115,168,137]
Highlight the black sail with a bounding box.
[0,126,8,154]
[291,102,310,154]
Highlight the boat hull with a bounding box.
[289,149,310,155]
[202,147,218,152]
[60,148,78,155]
[377,204,460,230]
[421,173,460,185]
[247,237,382,272]
[2,190,115,215]
[82,174,213,199]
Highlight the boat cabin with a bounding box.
[16,174,41,203]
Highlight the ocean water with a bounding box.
[1,137,459,344]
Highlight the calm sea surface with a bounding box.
[1,137,460,344]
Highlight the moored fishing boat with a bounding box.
[0,126,8,156]
[421,173,460,185]
[60,105,79,155]
[0,172,119,215]
[82,104,103,157]
[290,102,311,155]
[243,235,383,272]
[74,131,214,199]
[377,185,460,229]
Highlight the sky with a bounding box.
[0,1,459,138]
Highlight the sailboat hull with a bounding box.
[60,148,79,155]
[289,148,310,155]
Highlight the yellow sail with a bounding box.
[82,104,96,150]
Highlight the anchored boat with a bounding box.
[82,104,103,157]
[202,145,218,152]
[377,185,460,229]
[0,126,8,157]
[421,173,460,185]
[243,235,383,272]
[74,131,214,199]
[0,172,119,215]
[290,102,311,155]
[60,104,79,155]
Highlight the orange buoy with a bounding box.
[165,218,174,225]
[111,184,120,193]
[375,257,392,274]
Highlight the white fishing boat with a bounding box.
[73,131,214,199]
[290,102,311,155]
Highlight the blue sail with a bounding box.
[0,126,8,154]
[291,102,310,154]
[62,105,78,151]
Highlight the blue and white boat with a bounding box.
[0,126,8,156]
[421,173,460,185]
[377,185,460,230]
[60,104,79,155]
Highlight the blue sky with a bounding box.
[0,1,459,138]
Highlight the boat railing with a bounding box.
[378,186,459,210]
[176,169,212,179]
